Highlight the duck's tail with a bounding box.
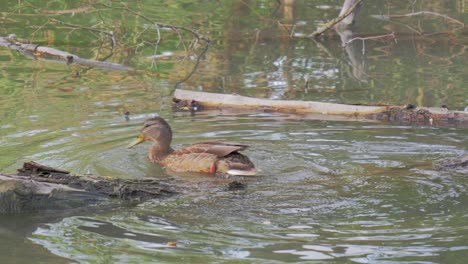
[226,168,258,177]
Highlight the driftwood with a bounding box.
[0,35,133,71]
[173,89,468,127]
[0,161,175,213]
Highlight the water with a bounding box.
[1,0,467,263]
[3,115,468,263]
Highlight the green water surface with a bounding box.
[1,1,467,263]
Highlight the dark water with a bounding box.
[1,0,467,263]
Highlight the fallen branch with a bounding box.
[173,89,468,127]
[387,11,464,28]
[373,11,464,35]
[310,0,364,38]
[0,35,132,71]
[344,32,396,47]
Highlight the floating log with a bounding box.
[173,89,468,127]
[0,161,176,213]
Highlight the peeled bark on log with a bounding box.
[0,161,176,213]
[173,89,468,127]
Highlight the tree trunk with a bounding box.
[337,0,363,26]
[310,0,364,37]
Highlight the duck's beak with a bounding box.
[127,134,145,148]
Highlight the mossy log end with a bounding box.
[365,107,468,127]
[173,89,468,127]
[0,161,176,214]
[434,155,468,173]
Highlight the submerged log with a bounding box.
[434,155,468,173]
[0,35,132,71]
[0,161,176,213]
[173,89,468,127]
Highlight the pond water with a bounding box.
[1,0,467,263]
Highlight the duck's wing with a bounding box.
[165,141,255,175]
[161,152,219,173]
[196,141,249,148]
[189,141,249,157]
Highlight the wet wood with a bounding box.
[310,0,364,37]
[335,0,363,26]
[173,89,468,126]
[0,161,176,213]
[434,155,468,173]
[0,35,132,71]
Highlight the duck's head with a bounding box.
[127,117,173,149]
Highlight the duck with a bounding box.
[127,117,257,176]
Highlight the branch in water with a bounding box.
[310,0,364,38]
[344,32,397,47]
[387,11,464,27]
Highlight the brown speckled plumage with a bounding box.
[128,117,256,176]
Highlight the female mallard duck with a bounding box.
[128,117,257,176]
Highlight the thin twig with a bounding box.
[174,43,210,89]
[44,18,116,60]
[388,11,464,27]
[344,32,396,46]
[383,11,464,36]
[101,3,211,44]
[30,19,50,42]
[49,18,116,48]
[48,18,112,37]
